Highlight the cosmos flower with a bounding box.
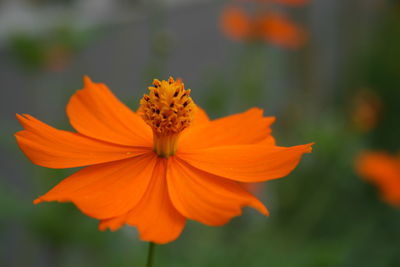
[351,89,382,132]
[356,152,400,207]
[16,76,313,244]
[220,5,307,48]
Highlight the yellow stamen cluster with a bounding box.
[139,77,195,157]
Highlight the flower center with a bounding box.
[139,77,195,157]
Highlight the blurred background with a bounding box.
[1,0,400,266]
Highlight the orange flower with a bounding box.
[220,6,307,48]
[46,44,72,72]
[356,152,400,207]
[259,13,307,49]
[16,76,313,244]
[220,6,253,41]
[352,90,382,132]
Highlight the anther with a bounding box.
[139,77,195,157]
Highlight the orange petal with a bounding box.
[220,5,252,41]
[167,157,268,226]
[191,105,210,126]
[34,153,157,219]
[67,76,152,146]
[15,114,149,168]
[100,158,186,244]
[178,143,313,182]
[258,135,276,145]
[179,108,275,151]
[356,152,400,206]
[260,13,307,49]
[99,216,127,232]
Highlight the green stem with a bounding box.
[146,242,156,267]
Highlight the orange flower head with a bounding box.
[220,6,307,48]
[220,6,252,41]
[356,152,400,207]
[16,76,313,244]
[260,13,307,49]
[139,77,194,157]
[352,90,382,132]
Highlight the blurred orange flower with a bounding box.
[46,44,72,72]
[16,76,313,244]
[220,5,307,48]
[260,13,307,48]
[352,90,382,132]
[220,6,252,41]
[356,152,400,207]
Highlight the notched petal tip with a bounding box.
[254,107,265,113]
[305,142,315,153]
[33,194,72,205]
[33,198,42,204]
[15,113,29,126]
[98,223,108,232]
[16,113,46,130]
[268,116,276,124]
[83,75,94,86]
[248,199,270,216]
[98,220,124,232]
